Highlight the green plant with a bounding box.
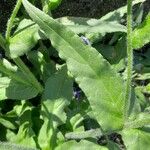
[0,0,150,149]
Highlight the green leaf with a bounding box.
[8,19,40,58]
[55,140,108,150]
[144,83,150,94]
[0,33,6,50]
[107,141,121,150]
[5,79,39,100]
[99,0,146,22]
[22,0,125,132]
[0,76,39,100]
[125,112,150,129]
[0,142,38,150]
[38,66,73,150]
[0,60,39,100]
[68,99,92,130]
[48,0,62,10]
[6,109,37,149]
[132,13,150,49]
[27,50,56,82]
[0,77,10,100]
[57,17,127,34]
[135,87,148,110]
[93,36,127,64]
[122,128,150,150]
[0,117,16,129]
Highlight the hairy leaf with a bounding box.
[132,13,150,49]
[38,66,73,150]
[55,140,108,150]
[0,60,39,100]
[27,50,56,82]
[57,17,127,34]
[0,142,38,150]
[23,0,125,132]
[100,0,146,22]
[6,109,37,149]
[5,79,39,100]
[122,128,150,150]
[8,19,40,58]
[125,112,150,129]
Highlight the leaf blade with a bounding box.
[132,13,150,49]
[23,0,125,132]
[38,66,73,150]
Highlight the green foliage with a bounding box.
[55,140,108,150]
[22,0,126,132]
[57,17,127,34]
[132,13,150,49]
[122,128,150,150]
[0,0,150,149]
[38,66,73,150]
[8,19,40,58]
[0,59,39,100]
[100,0,146,21]
[0,142,38,150]
[48,0,62,10]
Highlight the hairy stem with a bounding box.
[5,0,22,40]
[4,0,43,93]
[125,0,133,120]
[65,128,103,140]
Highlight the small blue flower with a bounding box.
[80,36,91,46]
[73,88,82,100]
[0,50,5,59]
[0,51,3,59]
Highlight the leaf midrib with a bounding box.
[25,0,123,106]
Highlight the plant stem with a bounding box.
[5,0,22,40]
[65,128,103,140]
[125,0,133,120]
[13,58,43,93]
[4,0,43,93]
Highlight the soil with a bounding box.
[0,0,150,34]
[0,0,16,35]
[52,0,127,18]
